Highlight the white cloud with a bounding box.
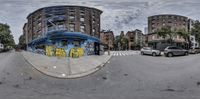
[0,0,200,44]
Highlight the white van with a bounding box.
[0,43,4,51]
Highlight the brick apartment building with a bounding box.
[100,30,115,50]
[147,14,192,50]
[23,5,103,56]
[126,29,144,50]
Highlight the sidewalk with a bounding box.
[21,51,112,78]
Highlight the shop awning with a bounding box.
[47,31,100,42]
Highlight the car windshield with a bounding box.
[143,47,152,50]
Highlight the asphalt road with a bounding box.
[1,51,200,99]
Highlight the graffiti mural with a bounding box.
[55,48,66,57]
[27,32,101,58]
[85,42,94,55]
[45,45,66,57]
[45,46,54,56]
[69,47,84,58]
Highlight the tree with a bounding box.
[0,23,15,47]
[176,28,191,49]
[114,35,129,50]
[155,26,176,44]
[176,28,190,41]
[18,34,26,49]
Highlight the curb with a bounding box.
[21,52,113,79]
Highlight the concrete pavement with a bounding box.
[22,51,112,78]
[1,51,200,98]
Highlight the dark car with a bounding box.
[164,46,189,57]
[189,47,200,54]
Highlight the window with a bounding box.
[92,29,96,35]
[80,25,85,33]
[69,7,75,12]
[69,23,75,32]
[92,19,95,24]
[168,21,172,23]
[152,35,155,39]
[80,12,85,16]
[80,17,84,22]
[163,23,166,26]
[57,24,65,30]
[69,15,75,20]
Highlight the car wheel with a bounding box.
[141,52,144,55]
[185,52,189,56]
[167,53,173,57]
[152,52,156,56]
[195,51,198,54]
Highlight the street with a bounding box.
[0,51,200,99]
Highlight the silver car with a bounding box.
[141,47,161,56]
[164,46,189,57]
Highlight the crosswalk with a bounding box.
[111,51,140,57]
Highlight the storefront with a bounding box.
[148,40,189,51]
[27,31,100,58]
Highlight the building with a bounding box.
[190,35,199,48]
[23,23,28,45]
[126,29,144,50]
[24,5,102,57]
[148,14,188,33]
[100,30,115,50]
[147,32,188,50]
[188,19,195,32]
[147,14,190,50]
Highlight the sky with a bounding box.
[1,0,200,44]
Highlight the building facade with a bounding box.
[148,14,188,33]
[126,29,144,50]
[147,33,188,50]
[147,14,191,50]
[100,30,115,50]
[24,5,102,57]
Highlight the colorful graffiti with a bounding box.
[69,48,84,58]
[45,46,54,56]
[45,45,84,58]
[45,46,66,57]
[55,48,66,57]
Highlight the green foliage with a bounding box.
[155,26,176,40]
[115,35,129,50]
[18,34,25,45]
[176,28,190,41]
[18,34,26,49]
[0,23,15,47]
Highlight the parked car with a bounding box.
[140,47,161,56]
[189,47,200,54]
[164,46,189,57]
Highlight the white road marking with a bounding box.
[112,51,139,57]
